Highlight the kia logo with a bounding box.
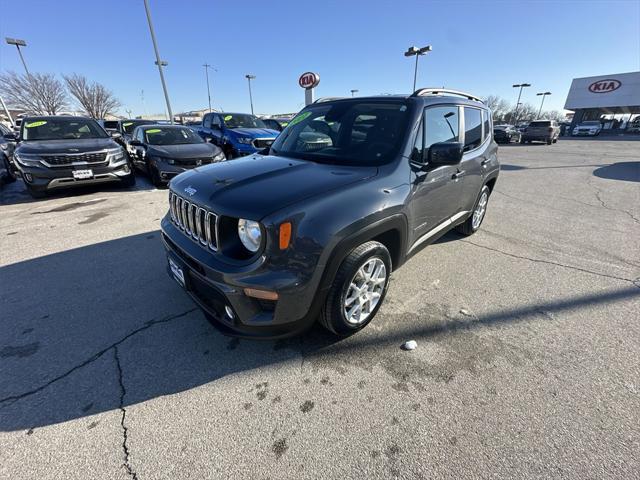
[588,79,621,93]
[299,72,320,90]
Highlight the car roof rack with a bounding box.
[313,97,346,103]
[411,88,483,103]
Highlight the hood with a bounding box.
[170,155,377,219]
[148,142,219,159]
[17,138,119,155]
[227,127,279,139]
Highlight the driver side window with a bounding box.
[203,114,212,129]
[211,115,222,129]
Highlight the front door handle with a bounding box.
[452,170,465,180]
[481,158,490,166]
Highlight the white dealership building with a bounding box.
[565,71,640,132]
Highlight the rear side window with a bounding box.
[482,110,491,140]
[424,106,459,150]
[463,107,482,151]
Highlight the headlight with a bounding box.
[238,219,262,253]
[14,153,41,167]
[237,137,253,145]
[213,151,226,162]
[108,147,126,162]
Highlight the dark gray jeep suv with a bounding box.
[161,89,499,338]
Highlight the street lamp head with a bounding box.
[404,46,419,56]
[513,83,531,88]
[537,91,552,96]
[246,74,256,80]
[155,60,168,66]
[418,45,433,54]
[5,37,27,47]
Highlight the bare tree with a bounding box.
[63,74,121,119]
[483,95,513,124]
[0,71,68,115]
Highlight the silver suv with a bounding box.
[521,120,560,145]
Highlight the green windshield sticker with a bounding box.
[288,111,311,127]
[281,122,289,127]
[123,122,133,127]
[146,129,162,134]
[224,115,233,121]
[25,120,47,128]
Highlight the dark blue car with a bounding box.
[194,112,279,159]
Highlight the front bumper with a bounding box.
[16,158,132,192]
[160,217,322,339]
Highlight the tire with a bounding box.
[25,183,47,199]
[320,241,391,336]
[121,172,136,188]
[552,138,558,144]
[2,155,16,183]
[546,138,552,145]
[520,137,526,144]
[456,185,490,236]
[147,161,163,188]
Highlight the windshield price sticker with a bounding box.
[288,111,312,127]
[224,115,233,121]
[25,121,47,128]
[123,122,133,127]
[146,129,162,133]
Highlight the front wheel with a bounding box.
[2,155,17,183]
[320,241,391,336]
[456,185,490,236]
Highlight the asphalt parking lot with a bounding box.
[1,139,639,479]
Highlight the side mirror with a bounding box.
[3,132,18,141]
[109,131,122,139]
[129,140,143,147]
[428,142,464,166]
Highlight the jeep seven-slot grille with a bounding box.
[168,191,218,251]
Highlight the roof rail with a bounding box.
[411,88,483,103]
[313,97,346,104]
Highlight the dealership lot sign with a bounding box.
[565,71,640,110]
[588,79,621,93]
[299,71,320,106]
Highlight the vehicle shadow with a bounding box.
[1,231,638,432]
[0,176,157,206]
[592,162,640,182]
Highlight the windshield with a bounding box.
[122,120,157,134]
[270,101,410,166]
[144,127,204,145]
[223,114,267,129]
[529,121,551,127]
[21,117,108,141]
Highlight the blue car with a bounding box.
[194,112,279,159]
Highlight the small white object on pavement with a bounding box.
[459,308,472,317]
[402,340,417,351]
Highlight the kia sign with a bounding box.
[588,79,621,93]
[299,72,320,90]
[564,71,640,110]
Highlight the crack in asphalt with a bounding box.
[587,177,640,225]
[0,308,197,407]
[461,240,639,287]
[114,346,139,480]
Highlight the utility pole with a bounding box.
[5,38,30,76]
[203,64,216,112]
[537,92,552,118]
[246,74,256,115]
[404,45,432,92]
[142,0,173,123]
[511,83,531,125]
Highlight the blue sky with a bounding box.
[1,0,639,117]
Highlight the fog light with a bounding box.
[24,173,33,182]
[225,305,235,319]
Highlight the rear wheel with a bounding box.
[456,185,490,236]
[320,241,391,336]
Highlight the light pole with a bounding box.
[404,45,432,92]
[142,0,173,123]
[536,92,551,118]
[5,37,30,76]
[511,83,531,125]
[203,64,217,112]
[350,89,359,97]
[245,74,256,115]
